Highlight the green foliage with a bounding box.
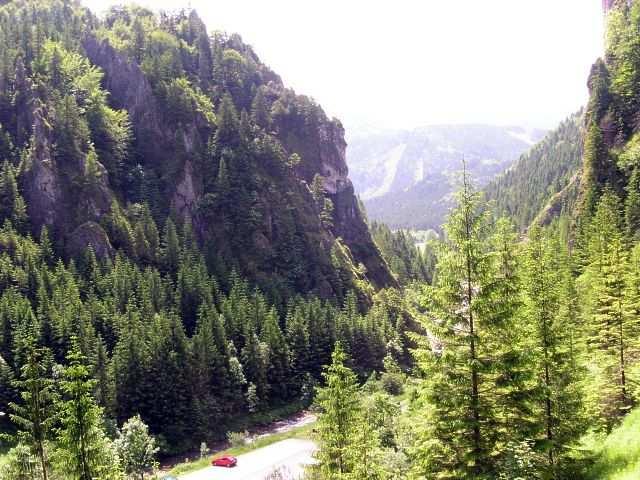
[484,112,583,230]
[53,342,122,480]
[370,222,431,285]
[226,430,249,448]
[585,407,640,480]
[114,415,159,480]
[311,343,388,480]
[0,443,39,480]
[9,345,57,480]
[523,225,586,472]
[579,190,639,430]
[164,77,215,126]
[625,166,640,238]
[0,209,395,457]
[0,162,27,231]
[411,170,587,479]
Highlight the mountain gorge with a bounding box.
[3,1,640,479]
[347,124,545,230]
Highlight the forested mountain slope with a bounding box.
[347,124,544,230]
[484,112,584,231]
[369,222,434,285]
[0,0,409,467]
[577,0,640,234]
[0,0,393,304]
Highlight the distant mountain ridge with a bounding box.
[347,124,545,230]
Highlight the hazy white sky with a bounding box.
[83,0,604,130]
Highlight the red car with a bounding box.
[212,455,237,468]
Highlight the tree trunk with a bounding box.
[463,163,482,473]
[541,293,555,471]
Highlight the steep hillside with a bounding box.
[576,0,640,234]
[347,124,544,230]
[484,112,584,231]
[0,0,393,304]
[0,0,408,460]
[369,221,434,285]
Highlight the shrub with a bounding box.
[381,372,404,396]
[226,430,249,448]
[199,442,208,459]
[264,466,294,479]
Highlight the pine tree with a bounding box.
[623,242,640,404]
[161,218,180,275]
[132,19,145,63]
[286,306,310,396]
[523,226,586,472]
[197,32,213,89]
[312,343,363,479]
[260,307,290,401]
[112,309,149,425]
[145,313,192,445]
[0,353,18,433]
[240,327,268,408]
[483,218,537,457]
[0,161,28,230]
[9,345,57,480]
[625,167,640,239]
[214,94,240,147]
[412,166,494,479]
[585,190,634,428]
[92,336,115,419]
[251,87,271,130]
[190,306,228,437]
[54,341,122,480]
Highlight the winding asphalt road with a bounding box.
[177,439,317,480]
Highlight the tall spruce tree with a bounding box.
[311,343,385,480]
[412,166,496,479]
[523,226,585,473]
[54,342,122,480]
[483,218,537,456]
[9,345,57,480]
[584,190,634,428]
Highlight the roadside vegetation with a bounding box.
[167,422,315,477]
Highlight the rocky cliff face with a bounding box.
[21,86,115,256]
[269,92,395,287]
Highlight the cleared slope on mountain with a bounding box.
[484,112,583,231]
[347,125,544,230]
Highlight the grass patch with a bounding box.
[167,422,314,477]
[0,444,10,469]
[585,408,640,480]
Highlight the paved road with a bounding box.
[178,439,317,480]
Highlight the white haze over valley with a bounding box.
[84,0,603,131]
